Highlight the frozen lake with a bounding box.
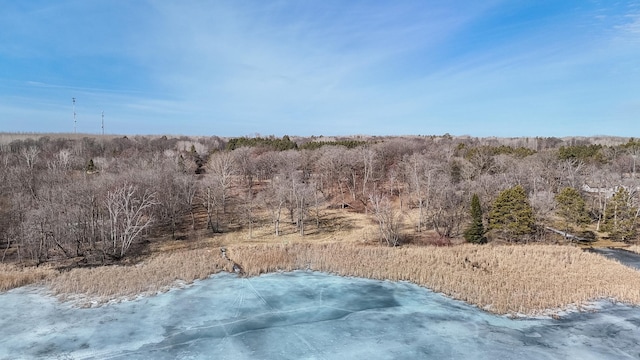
[1,270,640,359]
[588,247,640,270]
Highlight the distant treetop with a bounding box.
[458,144,537,159]
[299,139,368,150]
[557,144,605,163]
[225,136,298,151]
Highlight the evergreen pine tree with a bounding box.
[464,194,487,244]
[555,187,589,233]
[602,187,637,241]
[86,159,96,173]
[488,185,535,241]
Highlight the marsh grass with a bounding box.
[226,243,640,315]
[6,241,640,315]
[0,264,57,291]
[47,250,232,305]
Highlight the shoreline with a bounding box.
[3,267,631,322]
[2,243,636,317]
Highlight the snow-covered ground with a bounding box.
[1,270,639,359]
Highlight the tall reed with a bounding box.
[227,243,640,315]
[48,250,232,305]
[17,243,640,315]
[0,264,56,291]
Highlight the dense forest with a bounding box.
[0,133,638,265]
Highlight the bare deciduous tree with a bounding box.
[431,178,466,239]
[559,159,585,189]
[402,153,436,232]
[197,180,222,234]
[369,192,402,246]
[261,175,289,236]
[207,152,236,214]
[359,146,377,198]
[21,146,39,170]
[105,184,157,258]
[179,174,199,231]
[293,181,315,236]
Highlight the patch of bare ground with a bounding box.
[150,208,381,253]
[579,238,631,249]
[222,211,379,245]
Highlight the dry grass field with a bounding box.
[149,207,382,253]
[0,264,57,292]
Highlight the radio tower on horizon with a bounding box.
[101,111,105,135]
[72,97,77,134]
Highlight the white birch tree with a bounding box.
[105,184,157,258]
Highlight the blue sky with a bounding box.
[1,0,639,137]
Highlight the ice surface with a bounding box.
[1,271,640,359]
[589,247,640,270]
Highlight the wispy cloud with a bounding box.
[1,0,639,136]
[615,12,640,44]
[121,1,504,134]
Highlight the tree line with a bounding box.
[0,134,638,265]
